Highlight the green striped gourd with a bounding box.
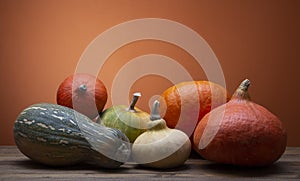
[14,103,131,168]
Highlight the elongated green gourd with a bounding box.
[14,103,131,168]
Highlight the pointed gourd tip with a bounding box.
[150,100,161,121]
[153,100,160,107]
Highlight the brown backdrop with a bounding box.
[1,0,299,146]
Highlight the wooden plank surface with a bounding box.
[0,146,299,180]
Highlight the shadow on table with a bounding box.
[132,163,190,172]
[14,159,133,173]
[193,161,289,178]
[14,157,292,177]
[15,158,190,173]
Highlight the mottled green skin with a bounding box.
[99,105,150,143]
[14,103,131,168]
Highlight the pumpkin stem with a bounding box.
[129,92,141,111]
[150,100,161,121]
[77,84,87,93]
[232,79,251,100]
[239,79,250,91]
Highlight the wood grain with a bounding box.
[0,146,299,180]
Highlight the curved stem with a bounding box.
[232,79,251,100]
[239,79,250,91]
[129,92,141,111]
[150,100,161,121]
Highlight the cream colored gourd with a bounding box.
[132,100,191,169]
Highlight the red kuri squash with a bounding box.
[57,73,107,119]
[193,79,287,166]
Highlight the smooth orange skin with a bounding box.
[160,81,229,136]
[193,98,287,167]
[57,73,107,119]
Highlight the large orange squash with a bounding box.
[193,79,287,166]
[159,81,229,137]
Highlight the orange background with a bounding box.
[0,0,299,146]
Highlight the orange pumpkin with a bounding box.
[56,73,107,119]
[159,81,229,137]
[193,79,287,166]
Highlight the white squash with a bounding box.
[132,100,191,169]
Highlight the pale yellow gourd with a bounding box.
[132,100,191,169]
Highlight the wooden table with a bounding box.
[0,146,299,180]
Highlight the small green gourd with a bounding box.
[99,93,150,143]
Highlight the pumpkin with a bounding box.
[98,93,150,143]
[132,100,191,169]
[193,79,287,166]
[160,81,229,137]
[56,73,107,119]
[14,103,131,168]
